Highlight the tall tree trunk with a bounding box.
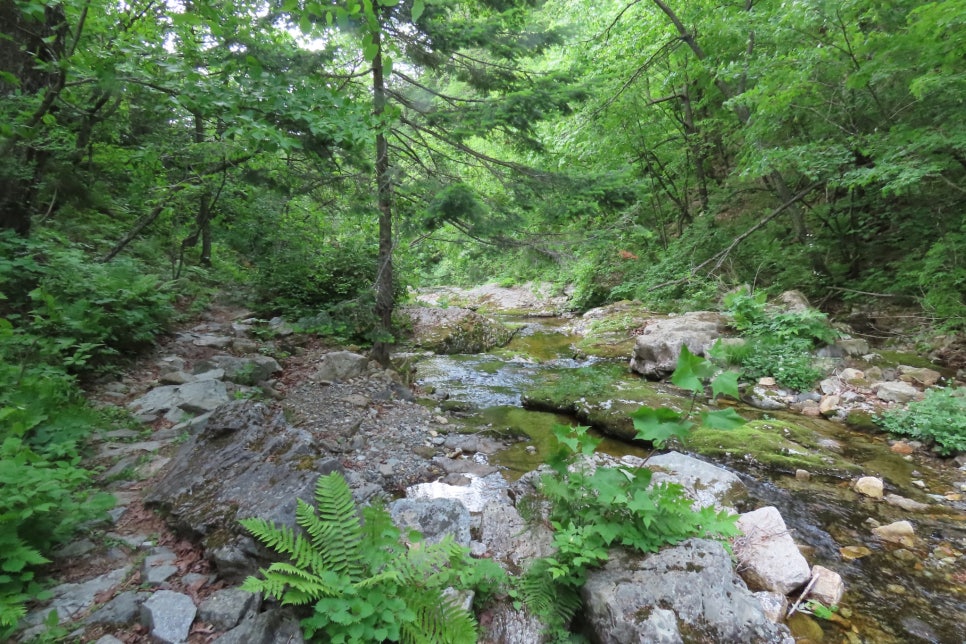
[370,27,395,367]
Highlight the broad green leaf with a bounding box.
[699,409,746,431]
[670,345,716,394]
[630,406,692,447]
[411,0,425,21]
[710,371,740,400]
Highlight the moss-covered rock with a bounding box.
[687,418,863,477]
[520,362,699,441]
[569,301,653,360]
[402,306,514,354]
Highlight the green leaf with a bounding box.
[630,406,692,447]
[698,408,746,431]
[670,346,716,393]
[411,0,425,21]
[710,371,740,400]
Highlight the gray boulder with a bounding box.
[195,354,282,385]
[144,400,341,581]
[389,497,471,546]
[214,608,304,644]
[199,587,257,631]
[141,590,197,644]
[646,451,746,511]
[874,381,920,403]
[403,306,514,354]
[629,312,727,379]
[734,506,811,595]
[128,380,229,417]
[314,350,371,382]
[582,539,792,643]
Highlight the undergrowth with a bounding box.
[877,386,966,455]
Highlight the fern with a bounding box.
[241,472,505,643]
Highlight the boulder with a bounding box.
[734,506,811,595]
[195,355,282,385]
[145,400,341,581]
[479,603,550,644]
[388,497,471,546]
[214,608,305,644]
[582,539,792,643]
[403,306,514,354]
[128,380,230,418]
[897,366,942,387]
[479,502,555,568]
[314,350,371,382]
[874,381,920,403]
[629,312,727,379]
[199,587,256,631]
[141,590,197,644]
[776,290,812,313]
[646,451,745,511]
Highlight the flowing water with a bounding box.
[413,315,966,644]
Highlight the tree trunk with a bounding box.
[370,27,395,368]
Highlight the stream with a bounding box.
[414,315,966,644]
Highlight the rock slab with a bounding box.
[141,590,197,644]
[734,506,811,595]
[582,539,792,643]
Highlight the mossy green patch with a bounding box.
[520,363,698,441]
[876,350,940,370]
[687,419,862,476]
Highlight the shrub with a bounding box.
[877,387,966,456]
[713,290,837,391]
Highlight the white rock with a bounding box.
[734,506,811,594]
[808,565,845,606]
[753,591,788,623]
[874,381,920,403]
[854,476,884,499]
[872,520,916,547]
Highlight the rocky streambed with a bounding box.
[16,286,966,644]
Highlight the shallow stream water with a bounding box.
[414,315,966,644]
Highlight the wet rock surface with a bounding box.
[403,306,515,354]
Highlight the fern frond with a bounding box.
[295,496,363,578]
[240,517,302,559]
[519,560,582,631]
[399,587,477,644]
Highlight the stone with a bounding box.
[890,441,915,455]
[95,636,126,644]
[808,565,845,606]
[836,338,870,356]
[629,311,727,379]
[479,603,551,643]
[875,381,920,403]
[734,506,811,595]
[403,306,514,354]
[141,590,197,644]
[839,367,866,383]
[819,394,841,416]
[195,354,282,385]
[389,497,471,546]
[145,400,342,581]
[480,502,554,568]
[776,290,812,312]
[406,473,509,513]
[199,587,256,630]
[86,591,150,626]
[194,334,234,348]
[800,399,821,416]
[22,565,131,627]
[884,494,931,512]
[758,377,776,386]
[795,469,811,481]
[854,476,884,499]
[897,366,942,387]
[744,386,789,410]
[214,608,305,644]
[582,539,792,644]
[128,380,230,416]
[872,520,916,548]
[647,451,745,511]
[819,378,843,395]
[753,591,788,623]
[314,350,371,382]
[268,317,294,336]
[160,370,194,385]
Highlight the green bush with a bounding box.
[0,322,114,634]
[712,290,837,391]
[877,387,966,456]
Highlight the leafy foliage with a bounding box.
[520,424,739,637]
[241,472,505,643]
[877,387,966,456]
[631,346,744,448]
[710,290,837,391]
